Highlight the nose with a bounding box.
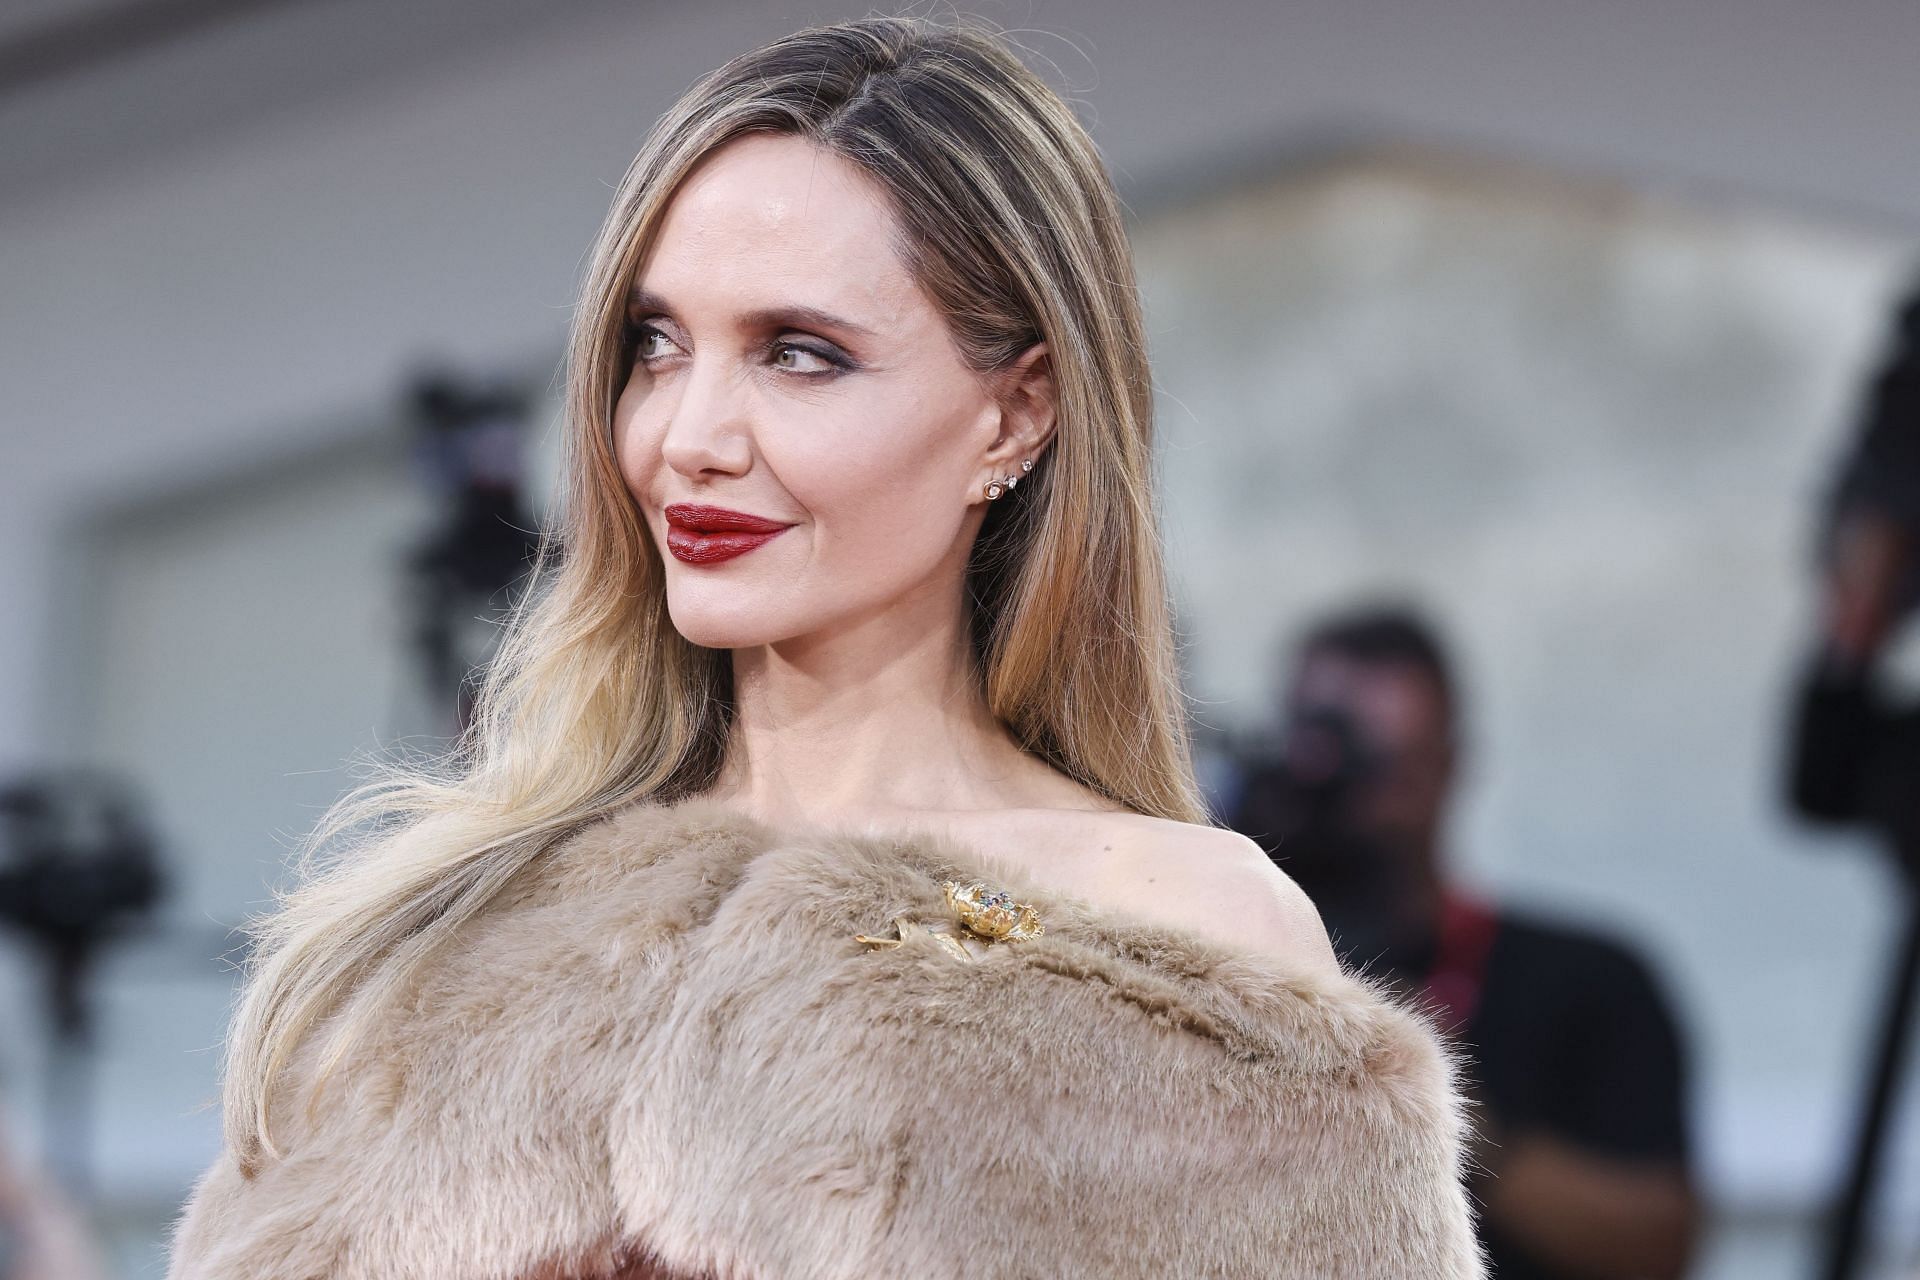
[659,355,753,480]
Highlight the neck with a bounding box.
[704,577,1047,830]
[1365,827,1448,942]
[1402,840,1450,935]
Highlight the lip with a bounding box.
[664,504,792,534]
[662,503,794,565]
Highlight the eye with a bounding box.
[769,339,853,377]
[627,320,681,364]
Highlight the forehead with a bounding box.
[634,133,917,318]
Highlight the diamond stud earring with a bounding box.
[984,458,1036,501]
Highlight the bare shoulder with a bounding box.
[1081,813,1342,979]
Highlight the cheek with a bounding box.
[611,375,667,499]
[773,394,978,566]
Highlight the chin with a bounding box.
[665,607,765,651]
[663,587,797,651]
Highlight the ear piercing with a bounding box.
[984,458,1035,501]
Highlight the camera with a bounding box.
[1231,702,1424,974]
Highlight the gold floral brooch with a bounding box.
[855,879,1045,961]
[940,880,1045,942]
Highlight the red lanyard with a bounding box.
[1421,889,1501,1035]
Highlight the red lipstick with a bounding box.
[662,503,793,565]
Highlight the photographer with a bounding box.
[1789,284,1920,851]
[1785,280,1920,1280]
[1229,606,1700,1280]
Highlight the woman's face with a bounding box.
[613,133,1027,651]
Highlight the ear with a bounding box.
[974,343,1056,500]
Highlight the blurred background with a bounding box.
[3,0,1920,1276]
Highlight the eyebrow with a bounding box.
[626,287,879,340]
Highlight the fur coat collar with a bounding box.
[167,797,1485,1279]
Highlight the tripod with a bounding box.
[1820,856,1919,1280]
[0,774,163,1200]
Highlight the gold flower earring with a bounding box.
[984,458,1036,501]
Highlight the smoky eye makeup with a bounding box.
[767,334,861,376]
[617,294,867,379]
[628,322,671,359]
[622,312,660,338]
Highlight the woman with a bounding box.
[167,17,1483,1280]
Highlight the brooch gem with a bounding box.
[854,879,1045,960]
[941,879,1045,943]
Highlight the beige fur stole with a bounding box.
[166,797,1485,1279]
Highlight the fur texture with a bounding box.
[167,798,1486,1279]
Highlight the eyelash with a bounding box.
[624,320,857,377]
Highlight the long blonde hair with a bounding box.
[222,15,1202,1172]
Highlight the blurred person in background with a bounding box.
[1785,278,1920,1280]
[1229,605,1701,1279]
[0,1109,106,1280]
[1789,282,1920,848]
